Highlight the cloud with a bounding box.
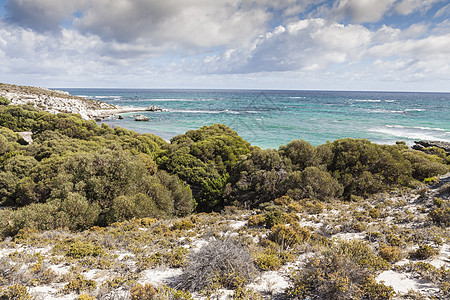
[4,0,88,32]
[202,14,450,89]
[394,0,443,16]
[73,0,273,49]
[203,18,373,73]
[1,0,449,90]
[329,0,396,23]
[434,3,450,18]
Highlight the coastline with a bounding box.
[0,83,168,121]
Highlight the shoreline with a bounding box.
[1,82,167,121]
[91,106,149,119]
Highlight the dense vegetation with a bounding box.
[0,103,449,237]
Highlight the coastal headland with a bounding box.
[0,83,161,120]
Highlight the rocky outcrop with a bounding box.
[1,83,168,121]
[135,115,150,121]
[0,82,116,120]
[413,140,450,155]
[146,105,167,112]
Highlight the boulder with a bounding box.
[146,105,166,112]
[135,115,150,121]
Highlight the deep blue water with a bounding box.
[61,89,450,149]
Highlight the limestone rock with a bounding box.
[135,115,150,121]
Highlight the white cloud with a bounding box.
[1,0,449,91]
[330,0,396,23]
[4,0,88,31]
[73,0,273,49]
[434,3,450,18]
[395,0,443,15]
[203,18,373,73]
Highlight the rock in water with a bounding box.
[146,105,166,112]
[135,115,150,121]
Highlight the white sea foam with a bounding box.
[366,109,397,114]
[353,99,382,102]
[289,96,306,99]
[169,109,239,114]
[385,125,447,132]
[369,124,450,142]
[145,98,212,102]
[385,100,396,102]
[404,108,425,112]
[94,95,122,99]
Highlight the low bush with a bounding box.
[410,245,439,260]
[0,284,33,300]
[63,274,97,294]
[232,287,263,300]
[268,224,311,249]
[429,199,450,227]
[0,97,10,106]
[247,214,265,227]
[130,283,156,300]
[379,244,404,263]
[171,219,195,231]
[64,240,105,259]
[255,252,283,271]
[362,276,395,299]
[369,208,381,219]
[77,294,95,300]
[287,241,393,300]
[177,238,258,291]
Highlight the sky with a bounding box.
[0,0,450,91]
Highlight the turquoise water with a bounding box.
[62,89,450,149]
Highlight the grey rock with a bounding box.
[135,115,150,121]
[145,105,167,112]
[413,140,450,154]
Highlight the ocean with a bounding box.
[62,89,450,149]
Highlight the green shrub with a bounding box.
[264,207,284,229]
[63,275,97,294]
[336,240,388,271]
[255,252,283,271]
[410,245,439,260]
[287,254,369,299]
[171,219,195,231]
[77,294,95,300]
[429,198,450,227]
[154,285,193,300]
[362,276,395,299]
[232,287,263,300]
[0,284,33,300]
[424,177,439,184]
[64,240,104,259]
[0,97,10,106]
[131,283,156,300]
[268,224,311,248]
[379,244,404,263]
[369,208,381,219]
[247,214,265,227]
[287,241,392,300]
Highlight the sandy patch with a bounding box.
[376,270,439,295]
[139,267,183,286]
